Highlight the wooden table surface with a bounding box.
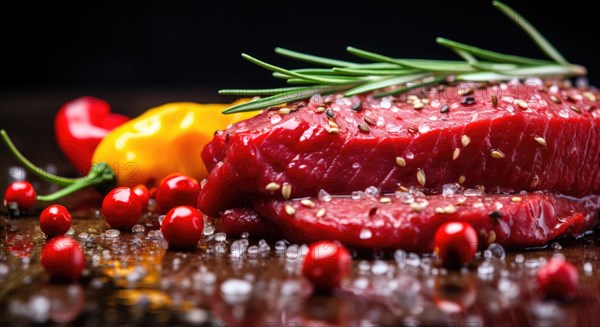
[1,90,600,326]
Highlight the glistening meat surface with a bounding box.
[199,84,600,216]
[253,192,600,251]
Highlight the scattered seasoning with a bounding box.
[458,87,474,96]
[490,149,505,159]
[550,95,562,104]
[566,94,578,103]
[285,205,296,215]
[379,197,392,204]
[282,183,292,200]
[363,116,376,126]
[570,105,582,113]
[492,94,498,107]
[351,101,363,111]
[461,135,471,147]
[410,202,426,212]
[435,204,457,214]
[487,230,497,243]
[534,136,547,146]
[398,185,409,192]
[316,106,326,113]
[458,175,466,184]
[461,96,476,106]
[278,108,291,115]
[515,99,528,109]
[407,127,418,134]
[407,95,419,103]
[531,175,540,188]
[368,207,378,216]
[583,91,597,102]
[455,196,467,205]
[395,156,407,167]
[511,196,522,203]
[326,108,336,119]
[440,104,450,113]
[301,199,315,208]
[328,121,339,128]
[328,127,340,134]
[316,208,326,218]
[416,169,426,187]
[292,102,306,111]
[452,148,461,160]
[265,182,281,191]
[413,102,425,110]
[489,211,503,219]
[358,123,370,133]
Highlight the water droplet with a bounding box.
[285,244,300,261]
[442,183,460,197]
[359,228,372,240]
[394,250,407,266]
[395,192,414,204]
[274,240,287,252]
[240,232,249,239]
[318,189,332,202]
[28,295,50,323]
[418,124,430,133]
[132,225,145,234]
[203,225,215,236]
[214,233,227,242]
[230,240,247,257]
[247,245,259,257]
[214,243,227,254]
[405,152,414,160]
[371,260,389,275]
[478,260,495,278]
[270,115,282,124]
[464,188,484,197]
[352,162,361,169]
[158,215,166,226]
[386,124,400,133]
[364,186,380,197]
[78,232,90,240]
[514,254,525,264]
[550,242,562,250]
[104,229,120,238]
[0,263,9,277]
[220,279,253,305]
[485,243,506,260]
[351,191,363,200]
[583,262,593,275]
[353,277,369,290]
[497,278,520,300]
[358,260,371,273]
[185,308,208,325]
[406,253,420,267]
[558,109,569,118]
[66,227,75,236]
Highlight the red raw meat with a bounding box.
[199,84,600,216]
[253,192,600,252]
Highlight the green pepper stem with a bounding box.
[1,129,82,187]
[1,129,117,201]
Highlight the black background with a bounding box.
[0,0,598,170]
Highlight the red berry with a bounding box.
[101,187,142,229]
[160,206,204,249]
[433,222,478,268]
[302,241,351,291]
[536,257,579,300]
[155,174,200,213]
[41,236,85,281]
[4,181,36,212]
[132,184,150,209]
[40,204,72,237]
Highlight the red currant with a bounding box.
[433,222,478,268]
[155,174,200,213]
[160,206,204,249]
[132,184,150,209]
[302,241,351,291]
[4,181,36,213]
[40,204,72,237]
[536,257,579,300]
[41,236,85,281]
[102,187,142,229]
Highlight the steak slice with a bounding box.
[252,192,600,252]
[199,84,600,216]
[217,207,278,239]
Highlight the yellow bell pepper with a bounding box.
[92,101,256,187]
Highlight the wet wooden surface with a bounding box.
[1,198,600,327]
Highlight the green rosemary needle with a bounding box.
[220,1,586,114]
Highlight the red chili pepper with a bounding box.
[41,236,85,281]
[3,181,36,215]
[54,96,129,175]
[161,206,204,249]
[155,174,200,213]
[536,257,579,300]
[302,241,351,292]
[433,222,478,269]
[40,204,72,237]
[101,187,142,229]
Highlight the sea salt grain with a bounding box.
[220,279,252,305]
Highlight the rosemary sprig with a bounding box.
[221,1,586,114]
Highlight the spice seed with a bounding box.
[461,135,471,147]
[396,156,407,167]
[487,230,497,243]
[301,199,315,208]
[326,108,336,119]
[265,182,281,191]
[316,208,326,218]
[278,108,291,115]
[452,148,461,160]
[583,91,597,102]
[358,123,370,133]
[417,169,426,187]
[440,104,450,113]
[410,202,425,212]
[364,116,376,126]
[282,183,292,200]
[328,120,339,128]
[351,101,363,111]
[379,197,392,204]
[570,105,582,113]
[328,127,340,134]
[515,99,528,109]
[492,94,498,107]
[550,95,562,104]
[316,106,326,113]
[461,96,476,106]
[534,136,547,146]
[413,102,425,110]
[285,204,296,215]
[511,196,522,203]
[531,175,540,188]
[458,175,466,184]
[490,149,505,159]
